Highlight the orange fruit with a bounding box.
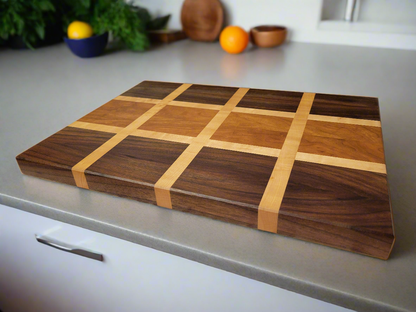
[67,21,93,39]
[220,26,249,54]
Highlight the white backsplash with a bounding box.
[135,0,416,50]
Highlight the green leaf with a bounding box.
[37,0,55,12]
[132,6,151,25]
[14,15,25,34]
[80,0,91,8]
[35,24,45,40]
[147,14,170,31]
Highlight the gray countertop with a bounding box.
[1,41,415,312]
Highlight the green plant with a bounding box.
[0,0,57,49]
[62,0,170,51]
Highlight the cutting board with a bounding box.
[181,0,223,41]
[16,81,395,260]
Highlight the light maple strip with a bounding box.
[295,152,387,174]
[258,93,315,233]
[232,107,296,119]
[115,95,161,105]
[69,121,122,134]
[168,100,222,111]
[206,140,280,158]
[71,83,192,189]
[154,88,250,209]
[308,114,381,127]
[130,129,194,144]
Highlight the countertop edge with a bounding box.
[0,193,406,312]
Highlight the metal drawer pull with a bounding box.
[35,235,103,261]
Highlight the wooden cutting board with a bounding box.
[16,81,395,260]
[181,0,223,41]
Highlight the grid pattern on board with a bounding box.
[16,81,393,259]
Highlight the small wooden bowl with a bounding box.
[250,25,287,48]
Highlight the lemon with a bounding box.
[67,21,94,39]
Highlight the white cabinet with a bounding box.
[0,204,352,312]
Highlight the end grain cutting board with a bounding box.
[16,81,395,260]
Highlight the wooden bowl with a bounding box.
[250,25,287,48]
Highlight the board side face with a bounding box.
[278,213,394,260]
[16,127,115,186]
[16,80,394,259]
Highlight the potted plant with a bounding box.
[62,0,170,51]
[0,0,64,49]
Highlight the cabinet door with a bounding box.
[0,204,352,312]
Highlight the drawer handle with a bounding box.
[35,235,104,262]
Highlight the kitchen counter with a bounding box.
[1,41,415,312]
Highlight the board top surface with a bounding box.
[17,80,394,259]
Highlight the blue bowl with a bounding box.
[64,32,108,58]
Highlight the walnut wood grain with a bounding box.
[121,80,183,99]
[277,213,394,260]
[175,84,239,105]
[211,112,292,149]
[16,127,114,183]
[86,135,188,190]
[153,88,249,208]
[86,174,157,205]
[171,190,258,228]
[79,99,155,128]
[172,147,277,208]
[299,120,385,163]
[16,80,394,259]
[74,136,187,208]
[280,161,393,236]
[72,83,192,189]
[237,88,303,113]
[139,105,218,137]
[311,93,381,120]
[17,159,78,186]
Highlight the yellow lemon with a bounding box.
[67,21,93,39]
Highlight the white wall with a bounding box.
[135,0,416,50]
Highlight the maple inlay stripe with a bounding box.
[69,120,385,173]
[154,88,250,208]
[232,107,296,119]
[258,93,315,233]
[115,95,162,105]
[295,152,386,174]
[308,114,381,127]
[71,83,192,188]
[168,100,222,111]
[131,129,194,144]
[206,140,280,158]
[69,121,122,134]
